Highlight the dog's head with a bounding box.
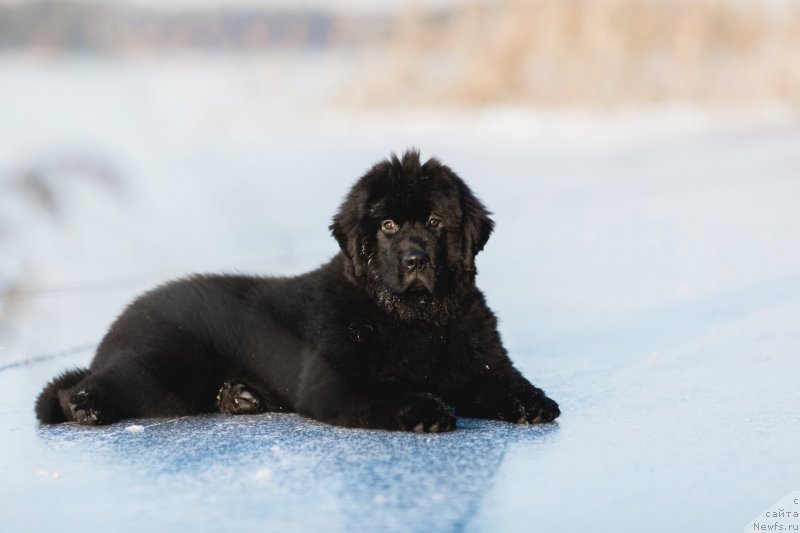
[330,150,494,320]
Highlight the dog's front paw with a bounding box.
[502,391,560,424]
[395,393,456,433]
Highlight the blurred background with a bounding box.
[1,0,799,367]
[3,2,800,531]
[0,0,800,360]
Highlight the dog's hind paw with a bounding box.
[216,381,267,415]
[67,390,111,426]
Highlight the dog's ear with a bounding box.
[458,180,494,272]
[330,196,366,282]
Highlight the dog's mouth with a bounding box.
[401,275,434,296]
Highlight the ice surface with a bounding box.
[1,57,799,532]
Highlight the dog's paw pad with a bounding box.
[68,390,107,426]
[216,381,266,415]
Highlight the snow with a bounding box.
[1,54,799,532]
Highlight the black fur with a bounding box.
[35,150,560,432]
[35,368,91,423]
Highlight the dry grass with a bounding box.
[360,0,800,106]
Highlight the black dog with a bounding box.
[35,150,560,432]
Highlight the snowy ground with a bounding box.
[1,55,799,532]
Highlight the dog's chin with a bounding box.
[369,277,454,323]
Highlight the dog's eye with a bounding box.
[427,217,441,228]
[382,219,398,233]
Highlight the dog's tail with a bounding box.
[35,368,91,424]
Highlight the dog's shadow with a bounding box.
[38,415,559,530]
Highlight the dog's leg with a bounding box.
[448,366,560,424]
[295,356,456,432]
[58,358,206,424]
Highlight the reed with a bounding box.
[363,0,800,106]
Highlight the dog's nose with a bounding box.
[403,250,429,271]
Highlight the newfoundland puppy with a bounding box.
[36,150,560,432]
